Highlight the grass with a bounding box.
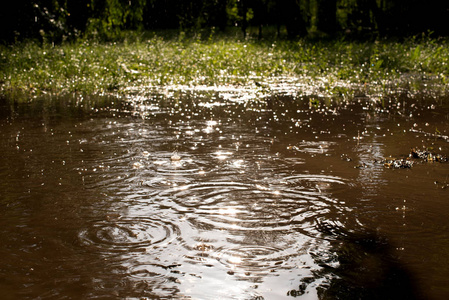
[1,31,449,101]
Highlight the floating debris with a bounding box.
[341,154,352,162]
[132,161,144,169]
[354,163,367,169]
[193,243,214,252]
[375,147,447,169]
[383,158,413,169]
[410,148,448,162]
[434,181,449,189]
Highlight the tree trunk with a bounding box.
[316,0,337,36]
[283,0,307,38]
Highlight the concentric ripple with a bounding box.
[213,245,294,278]
[279,174,353,195]
[78,217,180,253]
[128,263,170,279]
[154,176,350,235]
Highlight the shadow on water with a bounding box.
[289,220,425,300]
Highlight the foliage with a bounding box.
[2,0,449,44]
[1,33,448,100]
[86,0,147,40]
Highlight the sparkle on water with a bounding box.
[0,90,448,299]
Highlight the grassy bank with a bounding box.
[1,32,449,101]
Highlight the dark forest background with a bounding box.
[2,0,449,43]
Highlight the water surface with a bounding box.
[1,92,448,299]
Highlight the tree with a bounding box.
[3,0,449,43]
[282,0,307,38]
[316,0,337,36]
[87,0,146,39]
[143,0,179,29]
[0,0,36,42]
[202,0,229,31]
[66,0,90,35]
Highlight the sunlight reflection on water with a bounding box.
[1,93,449,299]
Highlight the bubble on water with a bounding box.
[132,161,144,169]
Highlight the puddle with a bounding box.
[0,92,448,299]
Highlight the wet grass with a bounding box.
[1,32,449,101]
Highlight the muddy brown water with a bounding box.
[0,92,448,299]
